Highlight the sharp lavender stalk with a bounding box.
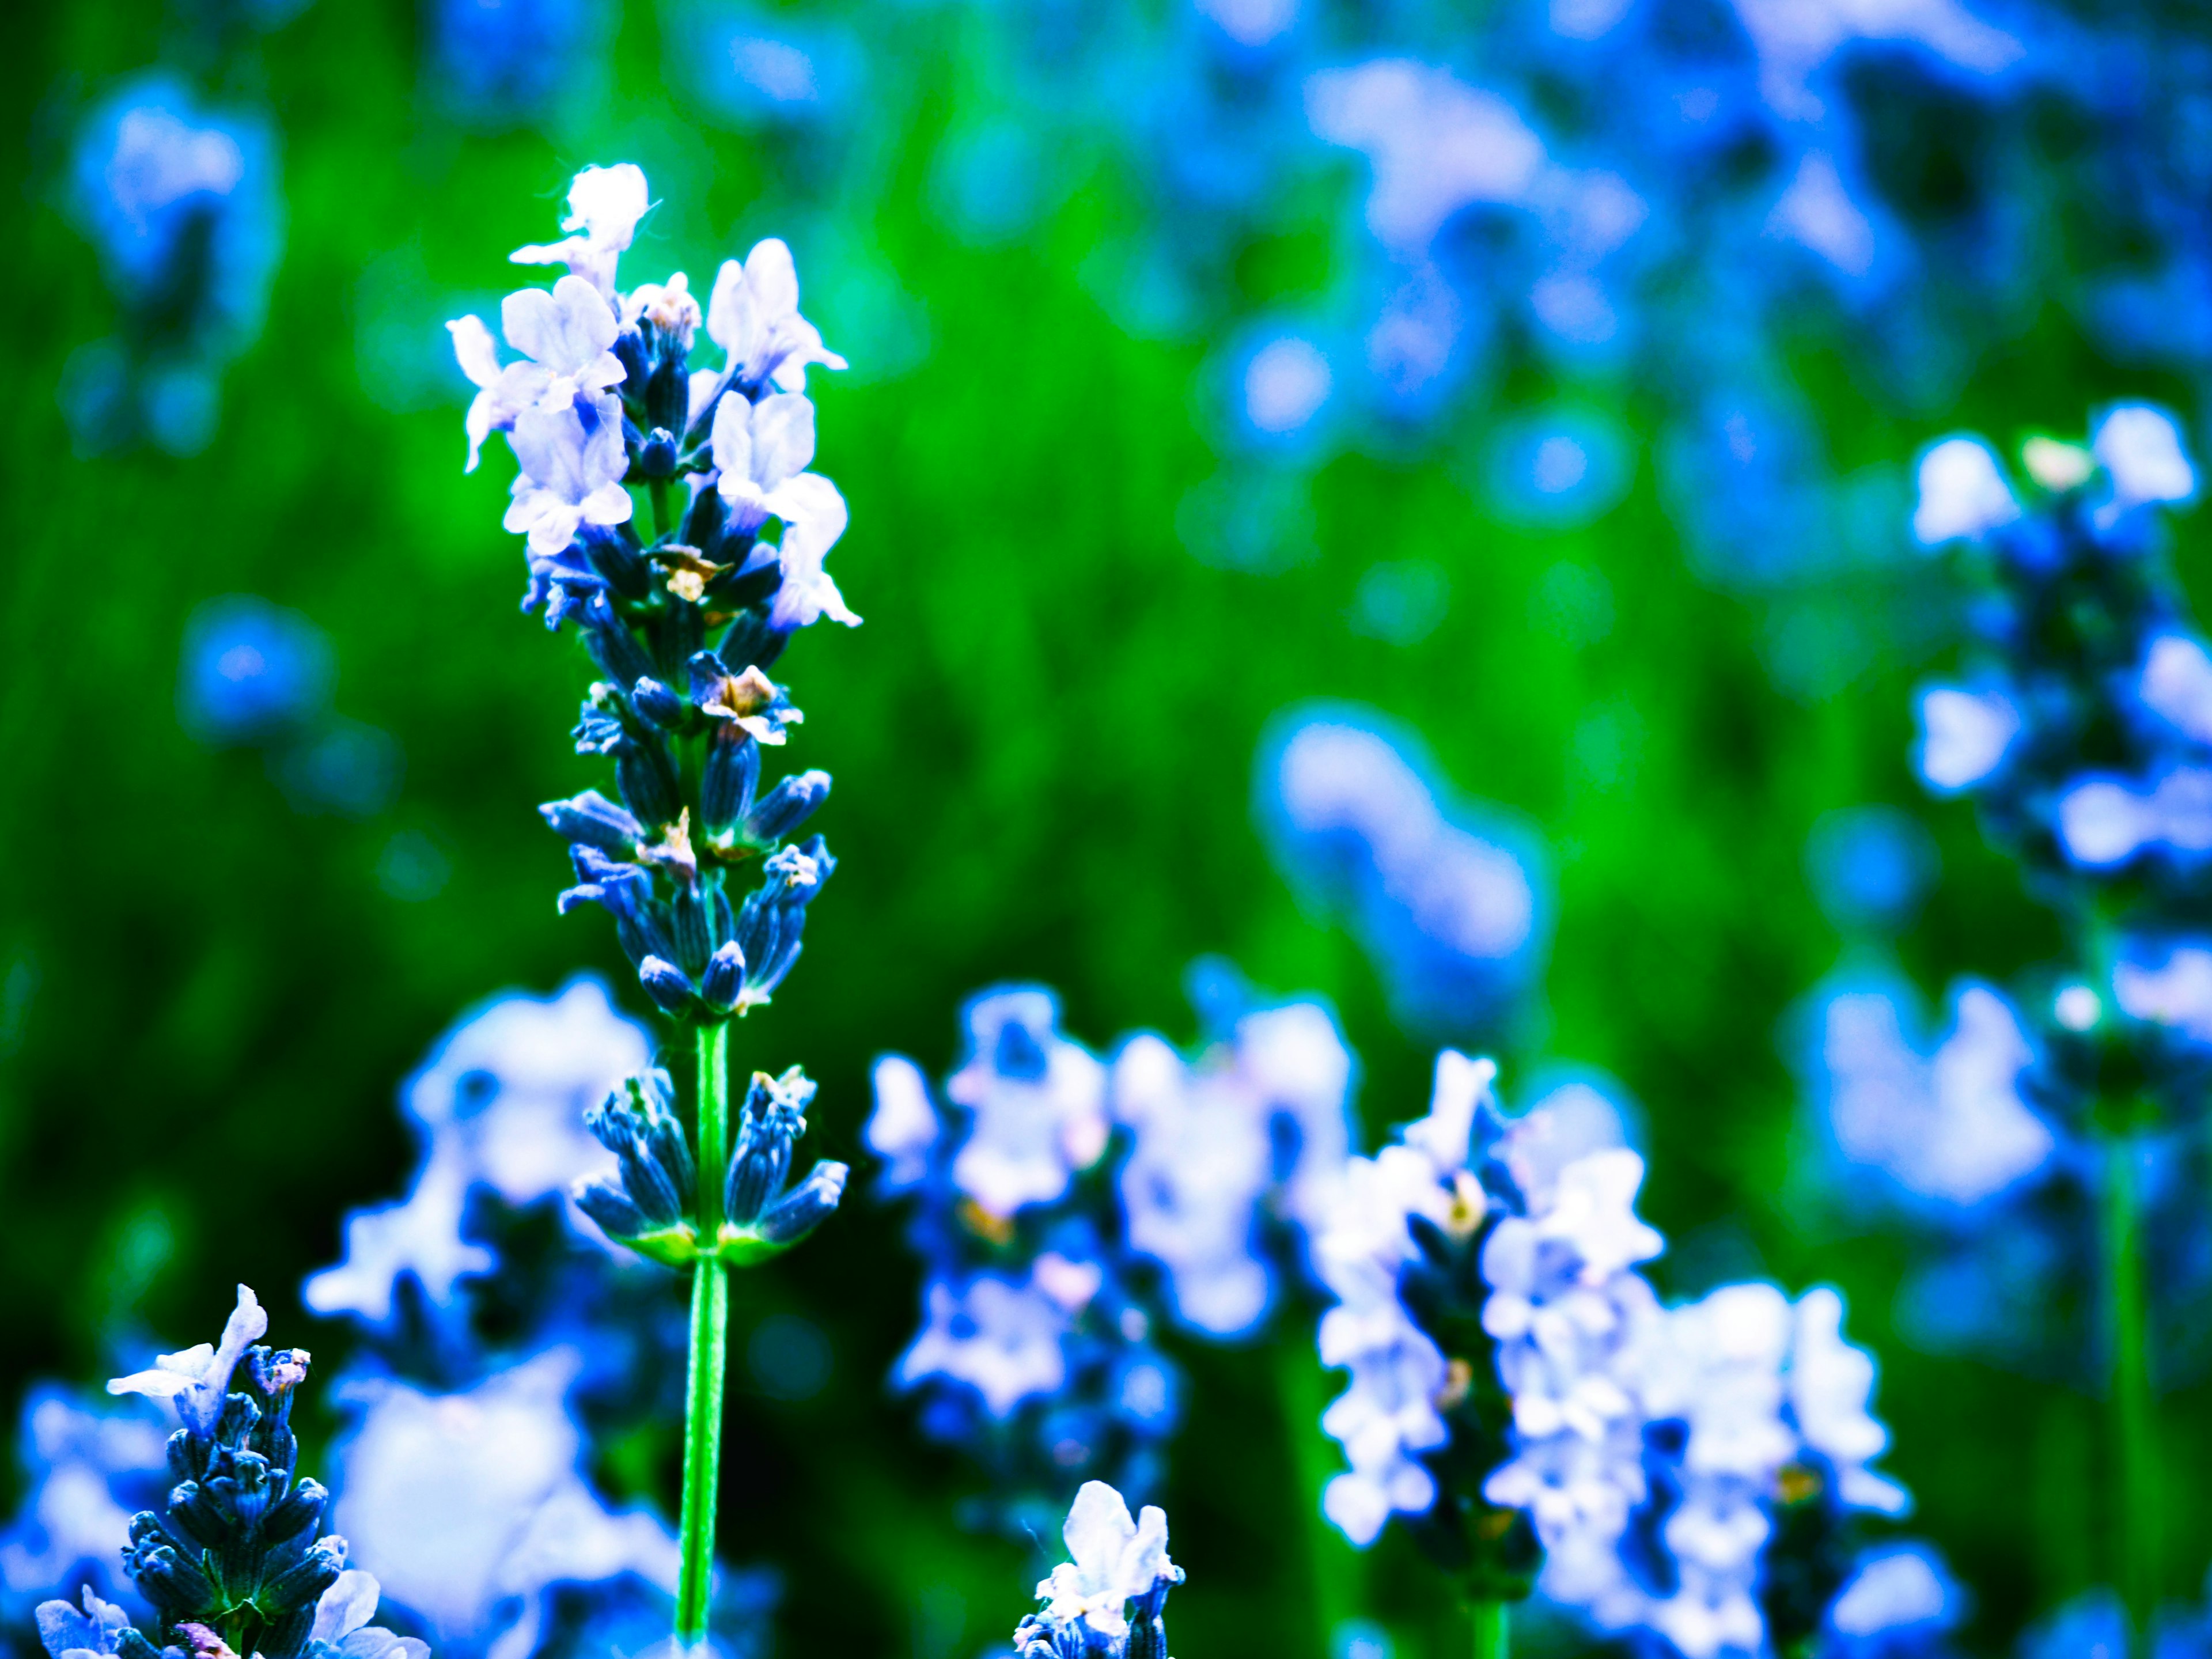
[447,161,859,1654]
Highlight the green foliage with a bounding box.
[3,4,2209,1658]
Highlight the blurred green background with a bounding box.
[6,3,2211,1657]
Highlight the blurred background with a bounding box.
[5,1,2212,1658]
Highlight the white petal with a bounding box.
[447,316,501,389]
[312,1571,382,1645]
[743,238,800,324]
[711,393,755,482]
[747,392,817,488]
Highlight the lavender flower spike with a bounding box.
[105,1283,267,1437]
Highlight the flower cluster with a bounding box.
[1310,1054,1926,1658]
[1789,411,2212,1380]
[450,162,853,1027]
[1109,975,1355,1338]
[1009,1484,1182,1659]
[62,73,279,456]
[575,1063,844,1268]
[1257,705,1549,1037]
[35,1289,425,1659]
[292,983,778,1659]
[1910,406,2202,889]
[869,989,1179,1529]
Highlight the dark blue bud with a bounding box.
[701,941,745,1010]
[632,677,687,729]
[638,427,679,479]
[264,1533,346,1607]
[671,881,713,976]
[756,1160,847,1245]
[582,596,657,683]
[744,770,831,844]
[719,608,787,673]
[638,956,698,1017]
[701,729,762,836]
[615,736,683,829]
[681,486,727,546]
[540,790,644,853]
[576,1179,649,1240]
[613,328,650,391]
[725,1066,815,1222]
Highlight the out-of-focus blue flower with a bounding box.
[0,1389,169,1623]
[305,978,650,1327]
[1109,992,1355,1338]
[941,987,1111,1219]
[2020,1590,2129,1659]
[1797,973,2056,1212]
[64,74,281,456]
[1482,409,1634,531]
[430,0,606,123]
[1805,806,1941,935]
[1824,1544,1964,1659]
[177,595,334,747]
[329,1348,678,1659]
[667,2,863,127]
[868,990,1180,1526]
[1257,703,1550,1036]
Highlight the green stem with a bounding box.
[2103,1132,2159,1659]
[675,1022,732,1651]
[1273,1341,1361,1659]
[1470,1600,1508,1659]
[651,477,673,540]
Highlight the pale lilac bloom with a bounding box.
[2114,942,2212,1043]
[945,989,1110,1217]
[1789,1289,1909,1514]
[1631,1284,1797,1659]
[1314,1052,1497,1545]
[510,163,652,299]
[700,238,847,397]
[1035,1482,1176,1641]
[1828,1546,1958,1638]
[895,1272,1071,1418]
[1305,61,1546,255]
[1913,685,2021,794]
[504,395,632,557]
[710,390,817,532]
[2092,404,2196,510]
[447,274,626,472]
[305,979,649,1324]
[1728,0,2022,121]
[0,1390,168,1603]
[1767,153,1876,278]
[1815,979,2052,1207]
[107,1285,268,1436]
[310,1571,430,1659]
[764,474,859,631]
[1479,1130,1664,1628]
[2138,634,2212,744]
[2058,767,2212,867]
[331,1348,677,1659]
[1911,437,2019,546]
[864,1055,940,1191]
[1110,999,1354,1338]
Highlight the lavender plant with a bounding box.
[1311,1055,1930,1659]
[444,161,858,1653]
[1859,404,2206,1655]
[33,1289,423,1659]
[865,971,1359,1532]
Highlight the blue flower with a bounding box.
[177,597,334,748]
[302,979,650,1326]
[1257,704,1550,1035]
